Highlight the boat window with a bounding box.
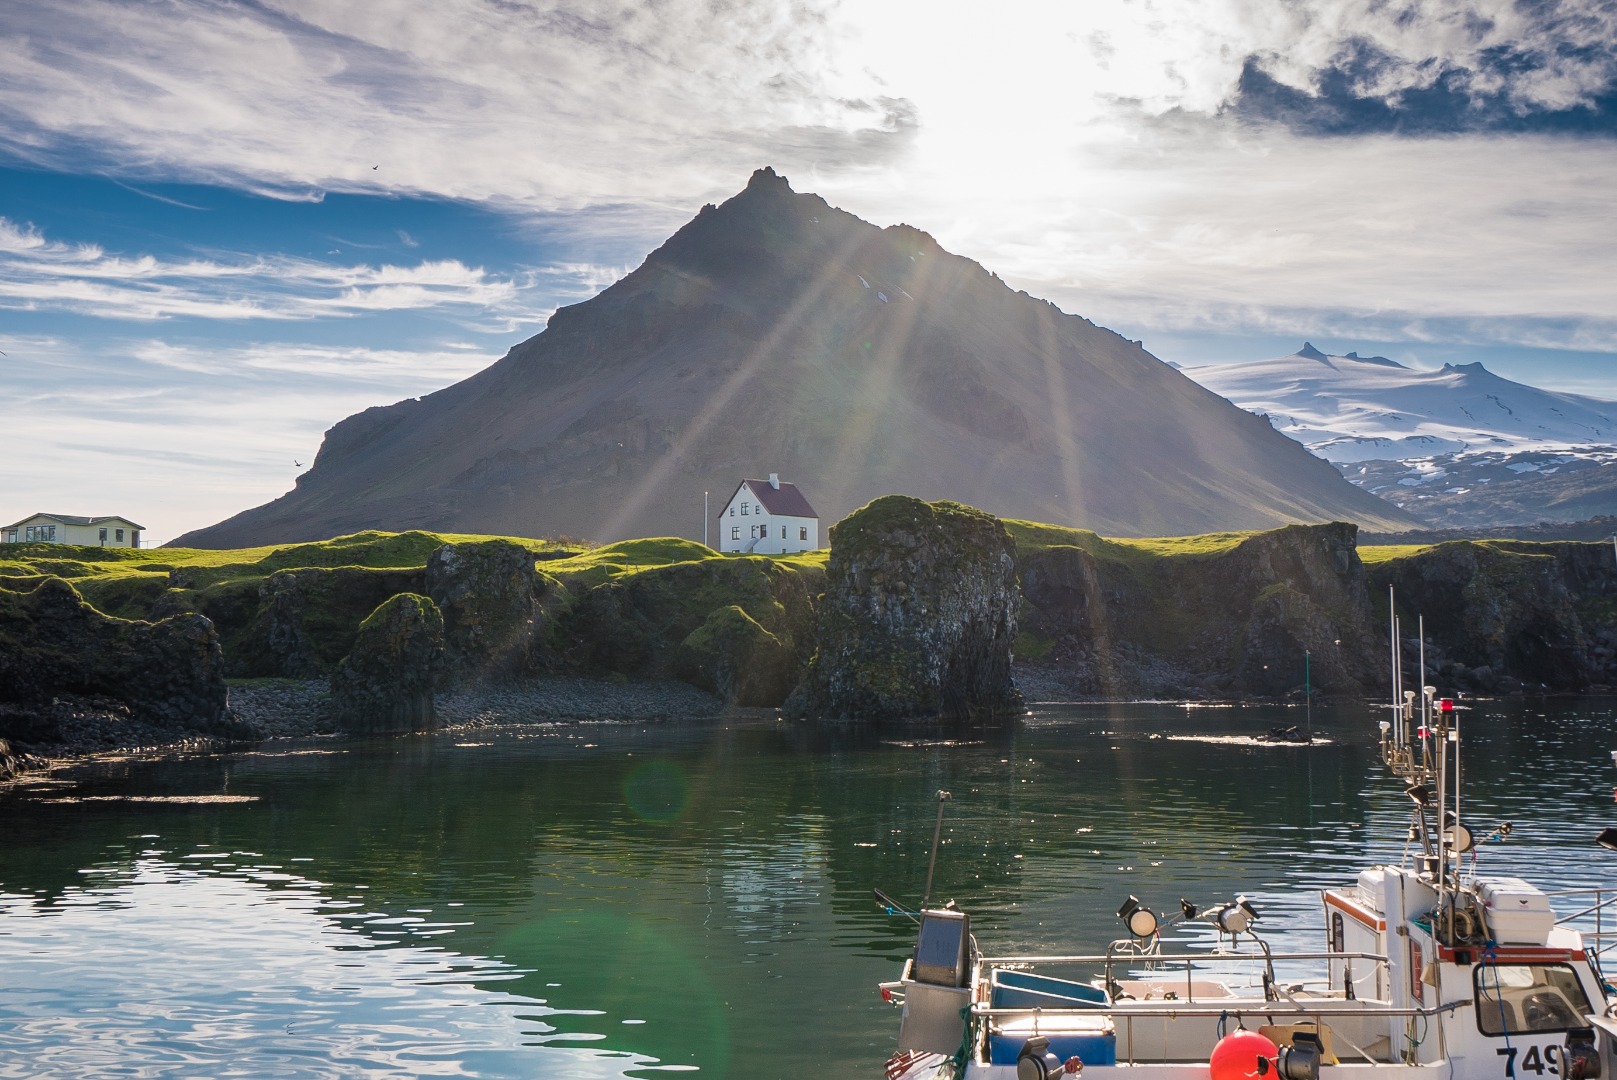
[1474,963,1592,1036]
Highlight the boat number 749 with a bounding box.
[1497,1044,1562,1077]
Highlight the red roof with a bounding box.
[719,478,818,519]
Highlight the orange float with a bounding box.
[1209,1029,1279,1080]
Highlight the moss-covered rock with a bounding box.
[0,577,234,739]
[425,540,536,681]
[1017,521,1379,698]
[674,604,795,705]
[786,496,1021,720]
[329,593,446,734]
[1367,540,1616,691]
[248,566,426,678]
[549,554,820,702]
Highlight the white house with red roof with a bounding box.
[715,474,819,554]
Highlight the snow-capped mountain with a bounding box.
[1182,343,1617,463]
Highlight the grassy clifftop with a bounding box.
[7,516,1613,705]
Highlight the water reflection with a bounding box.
[0,699,1614,1076]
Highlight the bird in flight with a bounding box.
[294,460,304,467]
[371,164,379,170]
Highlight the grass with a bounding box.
[1002,518,1258,566]
[1357,544,1434,564]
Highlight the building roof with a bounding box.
[4,512,146,530]
[740,478,818,519]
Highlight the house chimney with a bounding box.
[769,473,780,489]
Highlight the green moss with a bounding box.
[1013,630,1055,661]
[542,537,719,591]
[73,574,172,620]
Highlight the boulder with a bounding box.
[674,605,795,706]
[550,553,819,702]
[786,496,1021,720]
[329,593,446,734]
[0,577,234,738]
[425,540,537,681]
[249,566,425,678]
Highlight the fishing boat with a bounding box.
[878,614,1617,1080]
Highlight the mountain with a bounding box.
[174,171,1417,548]
[1183,344,1617,529]
[1183,343,1617,462]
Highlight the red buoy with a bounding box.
[1209,1030,1278,1080]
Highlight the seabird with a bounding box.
[294,460,303,467]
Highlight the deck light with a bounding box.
[1117,896,1158,938]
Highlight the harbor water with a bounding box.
[2,698,1614,1078]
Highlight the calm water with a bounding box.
[2,699,1616,1078]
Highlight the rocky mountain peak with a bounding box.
[1297,342,1328,360]
[173,171,1418,548]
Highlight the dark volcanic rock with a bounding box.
[426,540,537,681]
[786,496,1021,720]
[673,604,796,706]
[1018,522,1380,698]
[547,549,819,703]
[329,593,446,734]
[1368,541,1617,692]
[0,577,235,739]
[248,566,425,678]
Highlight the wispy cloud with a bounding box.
[0,216,609,323]
[0,335,502,542]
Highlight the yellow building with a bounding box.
[2,513,145,547]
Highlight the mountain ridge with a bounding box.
[175,171,1416,547]
[1185,344,1617,462]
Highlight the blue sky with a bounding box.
[3,0,1616,543]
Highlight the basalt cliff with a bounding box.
[8,509,1617,761]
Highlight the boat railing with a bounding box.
[1547,887,1617,957]
[969,996,1470,1068]
[970,1000,1465,1019]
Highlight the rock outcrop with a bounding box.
[1368,540,1617,693]
[549,550,820,704]
[329,593,446,734]
[673,604,796,706]
[1018,523,1380,698]
[786,496,1020,720]
[249,567,426,678]
[425,540,538,681]
[0,577,234,739]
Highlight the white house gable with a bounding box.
[715,474,819,555]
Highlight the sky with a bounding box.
[3,0,1616,544]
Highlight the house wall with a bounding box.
[3,516,141,547]
[715,492,818,555]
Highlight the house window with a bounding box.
[25,525,56,542]
[729,507,735,517]
[741,502,749,515]
[731,526,739,540]
[780,526,785,538]
[100,528,108,544]
[800,527,808,541]
[115,529,124,542]
[2,529,15,543]
[131,531,140,547]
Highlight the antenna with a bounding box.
[920,789,951,911]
